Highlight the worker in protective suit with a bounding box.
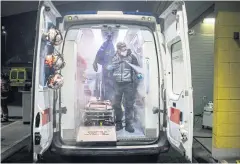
[1,73,10,122]
[92,34,115,101]
[107,42,142,133]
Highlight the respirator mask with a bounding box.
[118,46,128,56]
[120,50,127,56]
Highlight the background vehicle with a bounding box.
[32,0,193,162]
[9,67,32,91]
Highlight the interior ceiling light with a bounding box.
[73,16,78,20]
[203,18,215,24]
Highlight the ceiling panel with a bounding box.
[1,1,214,27]
[1,1,74,17]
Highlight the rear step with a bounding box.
[117,137,157,142]
[76,126,117,143]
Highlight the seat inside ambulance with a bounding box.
[60,23,160,144]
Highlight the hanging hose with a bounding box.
[194,136,212,138]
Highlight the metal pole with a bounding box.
[5,33,7,55]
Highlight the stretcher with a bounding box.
[76,98,117,143]
[83,99,115,126]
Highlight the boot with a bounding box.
[116,123,123,131]
[125,124,135,133]
[1,117,8,122]
[1,114,8,122]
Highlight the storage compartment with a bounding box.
[60,24,160,144]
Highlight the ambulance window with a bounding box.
[18,72,25,79]
[39,16,54,87]
[171,40,184,94]
[39,41,52,87]
[11,71,17,79]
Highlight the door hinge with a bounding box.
[34,132,41,145]
[161,82,166,102]
[152,107,160,114]
[172,10,177,15]
[55,107,67,114]
[44,6,51,12]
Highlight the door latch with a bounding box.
[35,132,41,145]
[180,125,188,142]
[152,107,160,114]
[181,132,188,142]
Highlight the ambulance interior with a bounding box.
[60,24,160,144]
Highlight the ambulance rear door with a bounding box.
[159,1,193,161]
[31,0,61,161]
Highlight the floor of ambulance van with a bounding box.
[116,121,146,141]
[61,122,158,145]
[74,122,157,144]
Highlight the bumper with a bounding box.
[50,131,170,156]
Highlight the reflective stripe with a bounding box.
[170,107,181,125]
[42,108,50,126]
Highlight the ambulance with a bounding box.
[31,0,193,162]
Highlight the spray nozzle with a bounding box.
[137,73,143,80]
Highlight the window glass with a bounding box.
[171,40,185,94]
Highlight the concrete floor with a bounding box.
[8,106,22,118]
[191,115,216,163]
[1,120,30,162]
[193,116,213,153]
[193,128,215,163]
[194,128,212,152]
[195,137,212,152]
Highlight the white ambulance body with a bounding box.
[31,0,193,162]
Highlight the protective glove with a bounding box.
[93,62,98,72]
[106,65,113,70]
[137,73,143,80]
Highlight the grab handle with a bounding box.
[146,59,150,94]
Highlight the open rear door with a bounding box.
[31,0,61,161]
[160,1,193,162]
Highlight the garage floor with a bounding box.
[192,115,216,163]
[2,101,215,163]
[194,128,212,153]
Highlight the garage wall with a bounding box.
[213,11,240,159]
[189,19,215,115]
[1,11,37,65]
